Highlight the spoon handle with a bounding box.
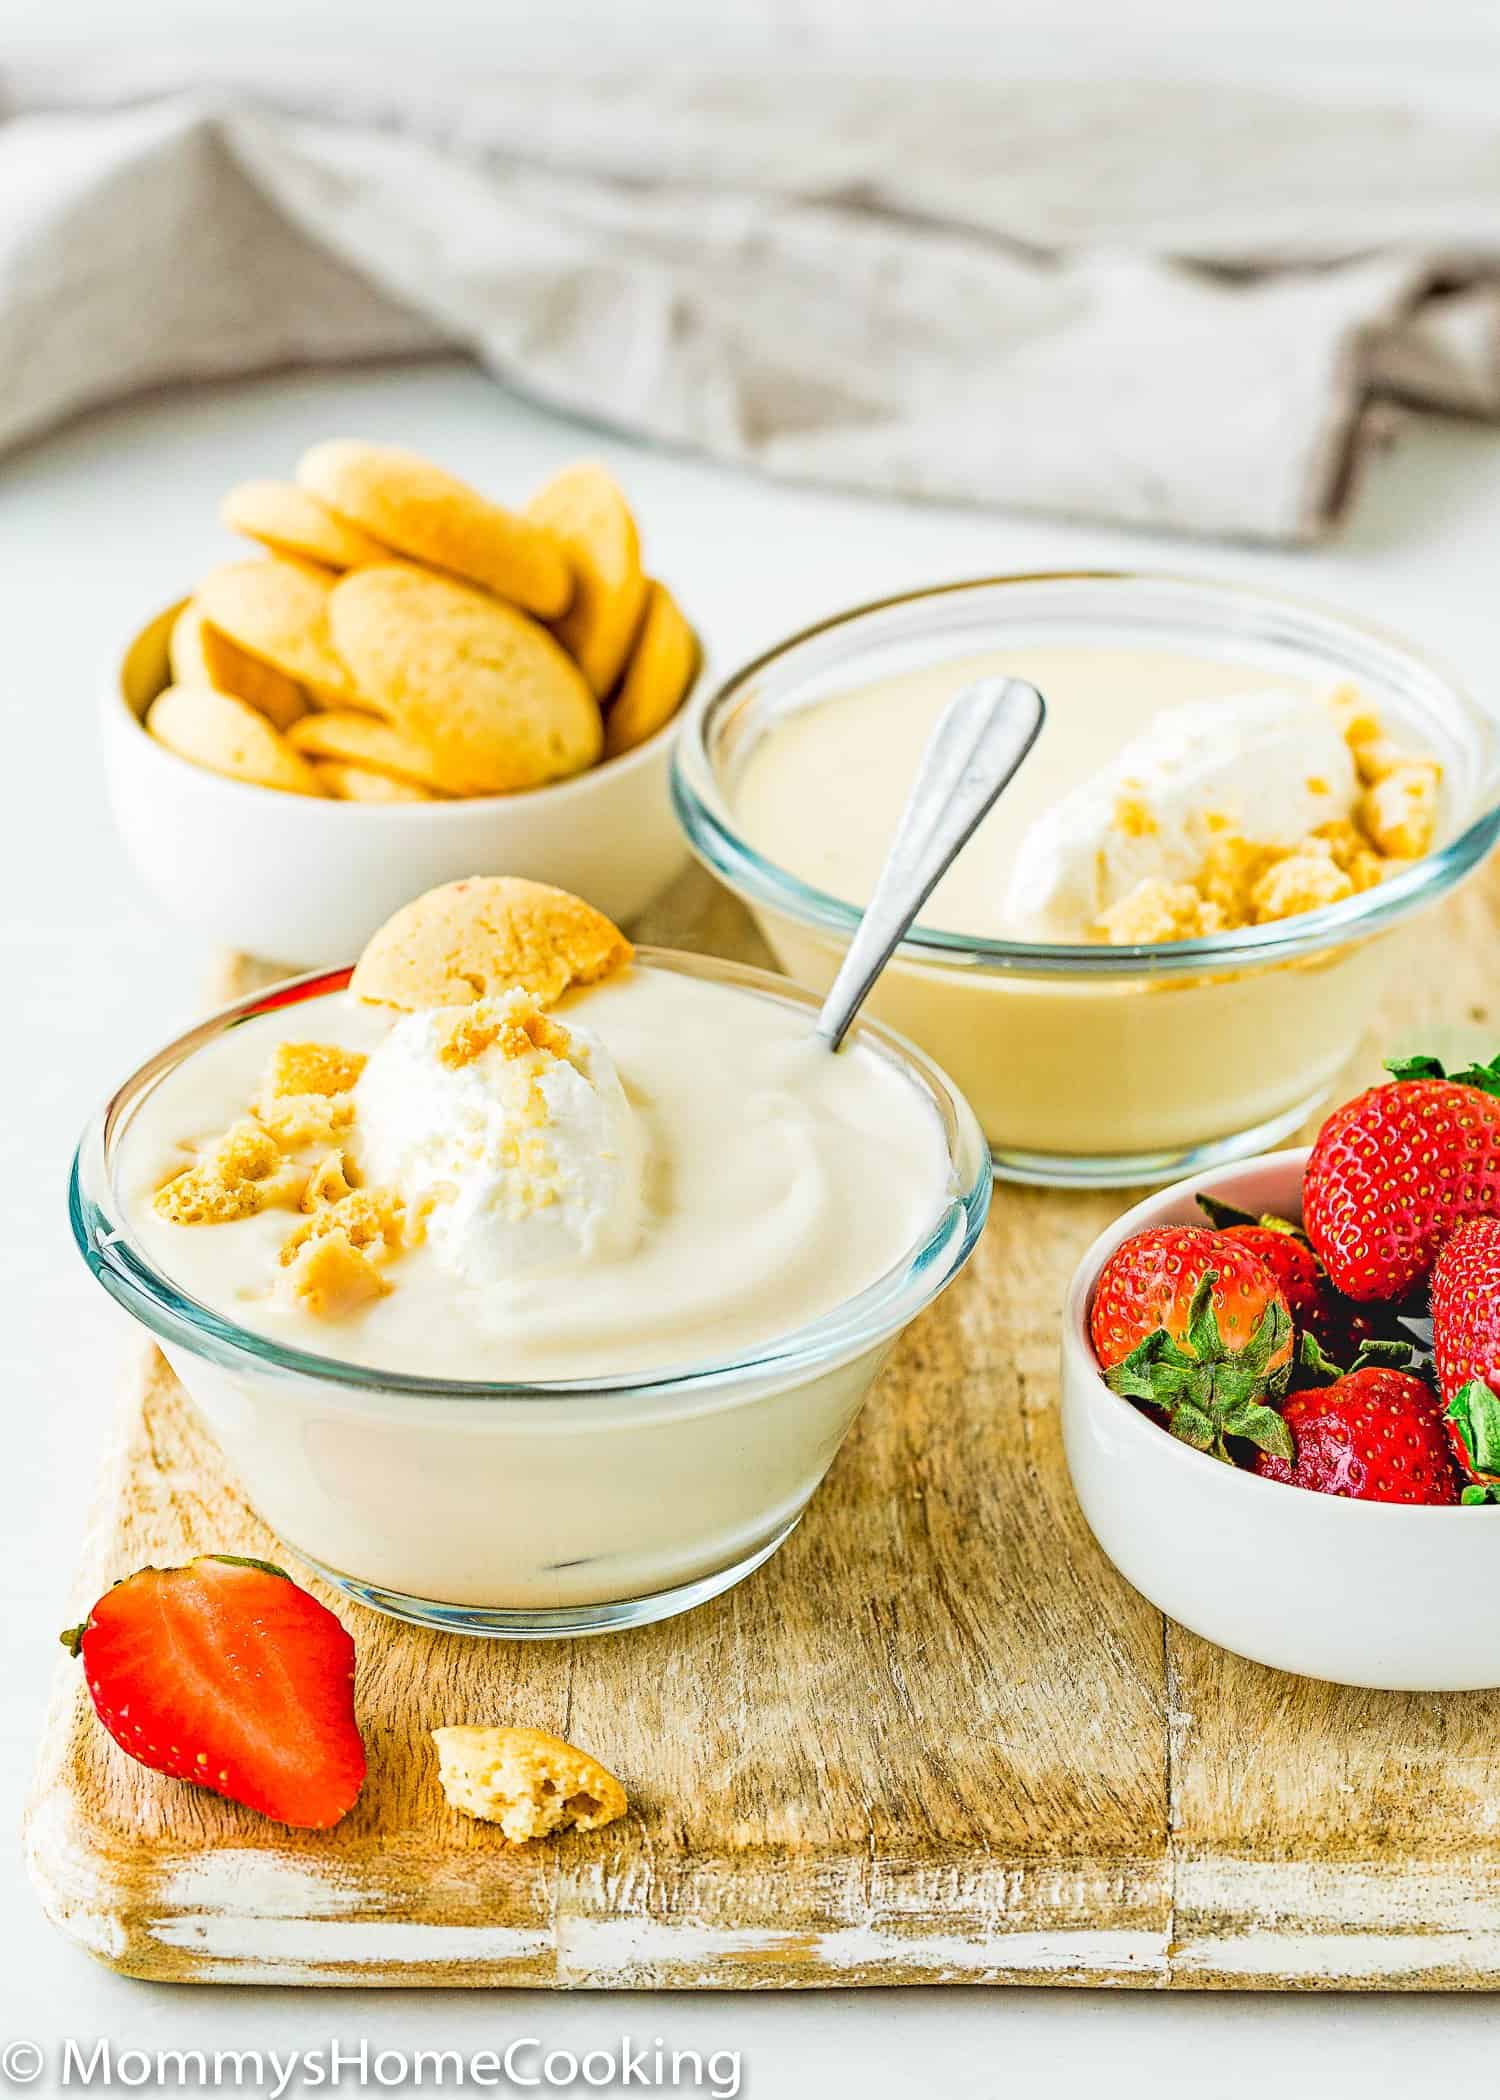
[814,676,1046,1052]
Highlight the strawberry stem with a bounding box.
[1292,1330,1414,1389]
[1103,1271,1294,1466]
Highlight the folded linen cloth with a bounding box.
[4,64,1500,542]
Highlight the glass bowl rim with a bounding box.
[71,950,992,1404]
[672,568,1500,979]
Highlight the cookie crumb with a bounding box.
[432,1726,627,1844]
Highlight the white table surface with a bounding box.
[6,356,1500,2092]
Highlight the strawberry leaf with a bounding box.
[1294,1329,1345,1388]
[1462,1484,1500,1506]
[1236,1297,1292,1381]
[1185,1270,1225,1363]
[1445,1052,1500,1100]
[1384,1054,1449,1081]
[1167,1404,1216,1453]
[1348,1337,1416,1374]
[1448,1380,1500,1478]
[1292,1328,1413,1390]
[1220,1401,1296,1463]
[1103,1328,1179,1402]
[1103,1285,1290,1467]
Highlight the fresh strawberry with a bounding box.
[1430,1214,1500,1502]
[61,1555,365,1829]
[1253,1365,1459,1504]
[1092,1226,1294,1465]
[1196,1195,1325,1330]
[1196,1192,1411,1359]
[1302,1051,1500,1302]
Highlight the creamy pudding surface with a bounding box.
[733,645,1440,944]
[119,965,953,1383]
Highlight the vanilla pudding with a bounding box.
[676,573,1499,1184]
[736,648,1431,945]
[77,881,989,1635]
[119,967,951,1384]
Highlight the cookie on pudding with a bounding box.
[298,440,572,619]
[605,579,699,757]
[329,565,602,795]
[223,479,389,572]
[197,558,364,710]
[146,685,325,797]
[350,876,633,1012]
[169,601,307,732]
[431,1725,626,1843]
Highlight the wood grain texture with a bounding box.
[27,857,1500,1988]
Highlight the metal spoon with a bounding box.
[814,676,1046,1053]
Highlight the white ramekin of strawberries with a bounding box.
[1061,1050,1500,1690]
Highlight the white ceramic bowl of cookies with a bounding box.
[107,600,697,963]
[1061,1149,1500,1692]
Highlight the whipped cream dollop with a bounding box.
[354,991,644,1284]
[1002,690,1358,940]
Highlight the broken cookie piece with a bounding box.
[302,1149,356,1210]
[255,1091,356,1149]
[154,1119,299,1224]
[278,1186,404,1319]
[259,1041,368,1102]
[431,1725,627,1844]
[254,1041,366,1148]
[279,1225,389,1319]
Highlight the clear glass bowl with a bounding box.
[673,572,1500,1187]
[70,953,991,1639]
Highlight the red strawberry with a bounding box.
[1091,1226,1293,1369]
[1196,1196,1325,1329]
[1302,1051,1500,1302]
[1092,1226,1294,1465]
[1430,1214,1500,1502]
[1253,1367,1459,1504]
[61,1555,365,1829]
[1196,1193,1411,1360]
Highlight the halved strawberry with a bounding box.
[1302,1051,1500,1302]
[1430,1214,1500,1504]
[1091,1225,1294,1465]
[61,1555,365,1829]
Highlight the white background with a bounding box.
[7,4,1500,2092]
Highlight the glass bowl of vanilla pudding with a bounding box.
[71,883,989,1638]
[673,573,1500,1187]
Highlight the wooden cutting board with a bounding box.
[27,861,1500,1990]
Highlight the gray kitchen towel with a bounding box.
[4,63,1500,542]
